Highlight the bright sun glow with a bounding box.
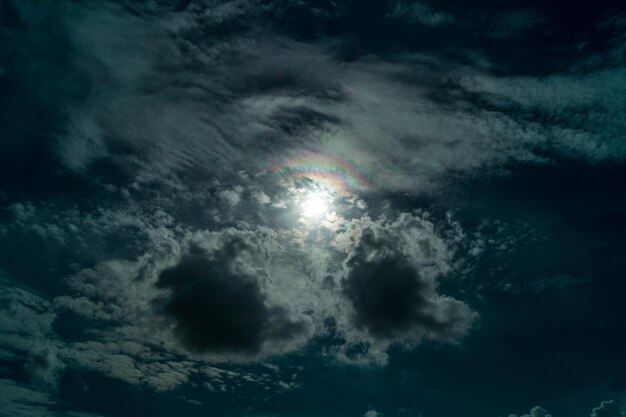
[302,192,330,218]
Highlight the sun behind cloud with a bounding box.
[301,191,331,218]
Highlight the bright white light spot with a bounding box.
[302,192,330,218]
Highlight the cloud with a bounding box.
[488,9,547,40]
[343,250,472,340]
[0,286,58,354]
[387,1,455,26]
[3,2,624,411]
[253,191,271,205]
[0,378,58,417]
[508,406,552,417]
[0,378,104,417]
[1,196,475,370]
[155,240,308,357]
[2,0,624,214]
[342,226,477,342]
[25,348,64,386]
[457,67,626,162]
[318,212,478,364]
[507,402,625,417]
[591,401,624,417]
[219,186,244,207]
[3,0,621,205]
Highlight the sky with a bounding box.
[1,1,625,416]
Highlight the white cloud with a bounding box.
[253,191,271,204]
[219,186,244,207]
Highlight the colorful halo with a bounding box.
[270,152,371,195]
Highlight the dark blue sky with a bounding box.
[1,1,625,416]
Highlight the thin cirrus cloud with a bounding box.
[4,1,622,195]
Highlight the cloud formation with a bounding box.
[343,228,475,342]
[4,0,623,199]
[1,0,625,415]
[155,241,307,356]
[591,401,624,417]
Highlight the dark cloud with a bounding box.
[155,241,306,356]
[342,229,475,342]
[344,253,432,338]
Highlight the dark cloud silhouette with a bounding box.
[344,254,430,338]
[155,242,305,355]
[342,229,475,342]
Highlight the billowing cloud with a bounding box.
[343,228,475,342]
[321,212,478,365]
[591,400,624,417]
